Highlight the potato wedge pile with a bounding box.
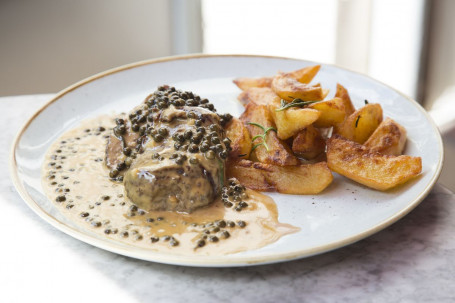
[224,65,422,194]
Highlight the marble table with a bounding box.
[2,95,454,303]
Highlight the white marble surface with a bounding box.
[2,95,455,303]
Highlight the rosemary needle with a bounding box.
[275,98,320,112]
[247,122,276,152]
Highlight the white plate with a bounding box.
[10,54,443,267]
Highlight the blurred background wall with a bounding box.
[1,0,455,188]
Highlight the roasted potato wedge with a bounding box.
[240,102,299,166]
[227,160,333,194]
[225,117,252,159]
[271,74,328,102]
[364,118,407,156]
[292,125,326,159]
[268,98,321,140]
[337,103,383,144]
[284,65,321,84]
[233,76,273,91]
[334,83,356,115]
[326,135,422,191]
[309,97,347,128]
[237,87,280,106]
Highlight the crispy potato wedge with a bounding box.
[225,117,252,159]
[268,98,321,140]
[237,87,280,106]
[233,76,273,91]
[337,103,383,144]
[227,159,333,194]
[334,83,356,115]
[240,102,299,166]
[271,74,328,102]
[364,118,407,156]
[292,125,326,159]
[309,97,347,128]
[326,135,421,191]
[284,65,321,84]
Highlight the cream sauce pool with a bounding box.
[42,115,299,255]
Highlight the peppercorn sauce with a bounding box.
[42,87,299,255]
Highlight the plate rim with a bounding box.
[9,54,444,267]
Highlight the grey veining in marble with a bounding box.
[1,95,455,303]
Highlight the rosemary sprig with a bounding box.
[275,98,320,112]
[248,122,276,152]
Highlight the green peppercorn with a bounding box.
[123,147,132,156]
[188,144,199,153]
[205,150,215,160]
[55,195,66,202]
[184,130,193,139]
[129,205,138,212]
[219,230,230,239]
[153,134,164,142]
[215,220,226,228]
[189,157,199,165]
[239,201,248,208]
[219,150,228,159]
[200,143,209,152]
[131,124,140,132]
[177,134,185,142]
[209,236,219,242]
[158,127,168,136]
[116,162,126,171]
[215,144,223,152]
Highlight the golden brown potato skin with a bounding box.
[337,103,383,144]
[326,135,421,191]
[334,83,356,116]
[240,102,298,166]
[233,76,273,91]
[292,125,326,159]
[309,97,347,128]
[227,159,333,194]
[233,65,320,92]
[283,65,321,84]
[271,74,327,102]
[225,117,252,159]
[269,98,321,140]
[237,87,280,106]
[364,118,407,156]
